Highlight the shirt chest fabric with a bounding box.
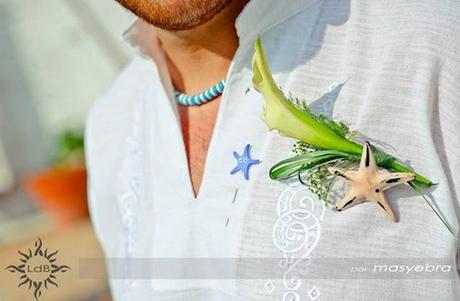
[114,54,458,301]
[86,1,460,300]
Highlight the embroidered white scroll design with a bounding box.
[115,102,144,299]
[270,184,325,300]
[116,102,144,257]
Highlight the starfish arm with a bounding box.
[359,141,377,173]
[243,144,251,158]
[336,189,361,211]
[375,172,415,192]
[329,167,360,184]
[248,159,261,165]
[233,151,240,159]
[328,167,352,181]
[230,165,241,175]
[344,170,360,180]
[373,192,396,222]
[242,166,250,180]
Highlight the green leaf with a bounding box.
[270,150,359,180]
[409,182,457,238]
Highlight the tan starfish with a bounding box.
[328,142,415,222]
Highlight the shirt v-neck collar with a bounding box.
[119,0,320,202]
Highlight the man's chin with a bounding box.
[117,0,233,31]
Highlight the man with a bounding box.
[85,0,460,300]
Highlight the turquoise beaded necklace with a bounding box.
[174,79,225,106]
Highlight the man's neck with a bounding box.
[155,0,249,94]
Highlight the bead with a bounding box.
[175,79,226,106]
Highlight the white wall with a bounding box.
[0,0,137,214]
[0,0,135,135]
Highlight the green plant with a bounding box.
[54,130,84,167]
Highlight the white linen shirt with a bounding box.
[85,0,460,300]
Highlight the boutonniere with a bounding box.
[251,38,455,235]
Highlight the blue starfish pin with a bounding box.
[230,144,261,180]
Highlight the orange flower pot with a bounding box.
[25,167,88,224]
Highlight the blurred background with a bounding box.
[0,0,136,300]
